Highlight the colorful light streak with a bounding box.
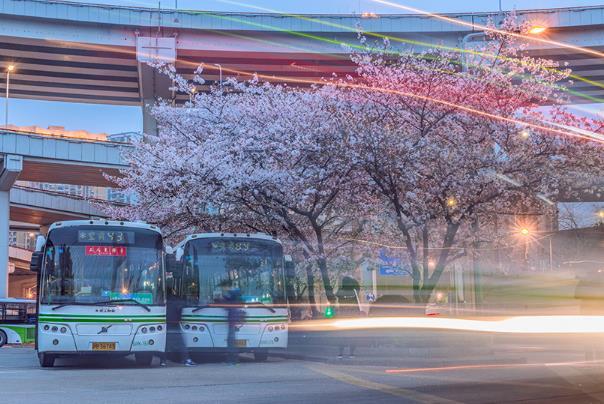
[371,0,604,60]
[45,3,604,106]
[294,315,604,334]
[385,359,604,374]
[210,0,604,102]
[41,8,604,143]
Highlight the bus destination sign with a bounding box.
[78,231,135,244]
[85,246,127,256]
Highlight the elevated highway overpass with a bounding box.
[0,1,603,134]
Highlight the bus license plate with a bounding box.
[92,342,116,351]
[234,339,247,348]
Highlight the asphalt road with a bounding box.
[2,345,604,403]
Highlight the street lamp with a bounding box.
[517,227,532,267]
[213,63,223,88]
[528,26,547,35]
[5,64,14,127]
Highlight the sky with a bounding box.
[4,0,604,133]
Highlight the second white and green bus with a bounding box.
[0,298,36,347]
[171,233,289,361]
[32,220,167,367]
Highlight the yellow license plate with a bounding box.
[92,342,116,351]
[234,339,247,348]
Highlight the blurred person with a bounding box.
[160,287,196,367]
[220,280,244,365]
[336,276,362,359]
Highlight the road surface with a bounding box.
[2,345,604,403]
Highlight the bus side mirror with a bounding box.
[30,251,44,273]
[35,235,46,252]
[175,246,184,261]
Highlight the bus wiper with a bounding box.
[52,299,151,312]
[51,302,97,310]
[244,302,276,313]
[191,305,210,313]
[95,299,151,312]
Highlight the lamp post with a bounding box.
[213,63,223,88]
[460,24,548,72]
[5,64,14,127]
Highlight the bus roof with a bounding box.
[176,232,282,249]
[48,220,162,235]
[0,298,36,304]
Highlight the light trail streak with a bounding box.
[211,0,604,101]
[42,23,604,143]
[46,4,604,107]
[371,0,604,60]
[385,359,604,374]
[293,315,604,334]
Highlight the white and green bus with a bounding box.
[171,233,289,361]
[31,220,167,367]
[0,298,36,347]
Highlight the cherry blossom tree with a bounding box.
[335,17,604,302]
[106,14,604,308]
[106,71,364,307]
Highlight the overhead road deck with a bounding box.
[10,185,109,225]
[0,1,603,109]
[0,129,131,186]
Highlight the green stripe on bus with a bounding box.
[39,319,164,323]
[39,314,163,318]
[181,318,286,323]
[0,325,36,343]
[182,315,288,318]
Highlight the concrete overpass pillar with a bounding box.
[0,155,22,298]
[136,36,176,137]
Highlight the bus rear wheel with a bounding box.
[0,330,7,347]
[38,353,55,368]
[135,353,154,367]
[254,351,268,362]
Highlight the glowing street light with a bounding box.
[519,227,530,237]
[528,26,547,35]
[5,64,15,127]
[597,210,604,220]
[446,197,457,208]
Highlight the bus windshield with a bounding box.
[181,238,285,305]
[39,226,164,306]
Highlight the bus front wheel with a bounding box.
[135,353,154,367]
[38,353,55,368]
[0,330,7,347]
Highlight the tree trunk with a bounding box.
[423,222,461,302]
[317,255,336,304]
[305,263,320,318]
[310,219,336,304]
